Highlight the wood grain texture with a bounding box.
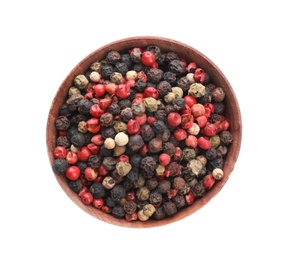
[46,36,242,228]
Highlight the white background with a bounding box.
[1,0,285,259]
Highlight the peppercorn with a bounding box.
[108,103,120,115]
[56,136,70,148]
[102,126,116,139]
[205,147,217,160]
[143,204,156,217]
[210,135,221,148]
[120,107,134,122]
[110,185,126,203]
[55,116,70,131]
[148,137,162,153]
[162,142,176,156]
[192,181,206,197]
[128,134,144,152]
[102,176,116,189]
[104,196,116,208]
[70,130,86,148]
[144,178,157,191]
[187,159,203,176]
[213,102,225,114]
[112,205,125,219]
[99,113,114,127]
[220,130,233,145]
[152,120,167,135]
[123,200,137,214]
[212,168,224,180]
[140,124,155,142]
[146,68,163,83]
[136,186,150,201]
[52,158,69,175]
[138,209,149,221]
[212,87,225,102]
[102,156,117,171]
[163,71,176,84]
[173,195,186,208]
[140,156,157,173]
[152,206,166,220]
[113,145,126,156]
[163,201,177,216]
[208,157,224,172]
[183,148,196,161]
[74,74,89,89]
[90,182,105,198]
[172,177,186,190]
[144,97,158,112]
[100,63,114,79]
[158,180,171,194]
[216,145,228,157]
[131,102,145,116]
[68,179,83,193]
[116,162,132,176]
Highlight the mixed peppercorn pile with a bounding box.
[52,45,233,222]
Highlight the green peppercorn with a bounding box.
[144,97,158,112]
[74,74,89,89]
[210,135,221,148]
[188,83,205,98]
[68,86,81,96]
[116,161,132,176]
[187,159,203,176]
[136,186,150,201]
[114,121,127,133]
[183,148,196,161]
[143,204,156,217]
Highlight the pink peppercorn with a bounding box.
[203,174,216,190]
[197,137,211,150]
[191,103,205,117]
[159,153,171,166]
[168,112,181,127]
[203,123,217,137]
[53,146,67,159]
[80,192,93,205]
[174,128,187,141]
[92,198,104,209]
[185,135,198,148]
[116,84,130,99]
[193,68,205,83]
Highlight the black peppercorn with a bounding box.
[114,62,128,75]
[126,170,139,183]
[70,131,86,148]
[120,53,133,68]
[52,158,68,175]
[76,161,88,174]
[173,97,186,111]
[99,145,113,157]
[128,134,144,152]
[148,137,162,153]
[146,68,163,83]
[110,185,126,203]
[55,116,70,131]
[134,79,147,92]
[162,142,176,156]
[78,99,93,115]
[163,201,177,216]
[100,63,114,79]
[66,94,84,111]
[130,154,143,167]
[163,71,177,84]
[213,102,225,114]
[157,80,172,97]
[198,88,212,104]
[99,113,114,127]
[220,130,233,145]
[152,206,166,220]
[118,99,132,110]
[145,178,158,191]
[177,76,191,92]
[152,120,167,135]
[106,50,121,64]
[68,179,83,193]
[216,145,228,157]
[108,103,120,115]
[58,103,72,116]
[154,109,167,122]
[192,181,206,197]
[149,190,162,205]
[123,200,137,214]
[140,156,157,173]
[112,205,125,219]
[90,182,105,198]
[173,195,186,208]
[168,60,186,75]
[102,156,117,171]
[120,107,134,122]
[158,180,171,194]
[102,126,116,139]
[56,136,70,148]
[141,124,155,142]
[105,196,116,208]
[165,52,179,63]
[70,113,88,126]
[88,155,101,169]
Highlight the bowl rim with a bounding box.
[46,36,242,228]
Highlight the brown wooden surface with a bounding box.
[46,36,242,228]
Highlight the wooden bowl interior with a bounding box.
[46,36,242,228]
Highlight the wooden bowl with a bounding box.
[46,36,242,228]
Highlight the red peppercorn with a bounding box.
[53,146,67,159]
[125,191,136,201]
[168,112,181,127]
[126,79,135,88]
[193,68,205,83]
[125,212,138,222]
[99,98,112,111]
[185,191,195,205]
[80,192,93,205]
[141,51,156,66]
[196,115,208,128]
[101,205,111,213]
[92,198,104,209]
[77,146,92,162]
[66,166,81,180]
[167,189,178,199]
[84,90,93,99]
[186,62,197,72]
[180,114,194,129]
[93,83,106,98]
[151,62,159,68]
[197,137,211,150]
[105,82,117,95]
[117,154,130,163]
[137,71,147,82]
[203,174,216,190]
[174,128,187,141]
[127,119,141,135]
[185,135,198,148]
[115,83,130,99]
[191,104,205,117]
[144,86,159,99]
[181,104,191,115]
[134,113,147,125]
[90,104,104,118]
[84,167,98,181]
[78,187,88,197]
[98,164,109,176]
[158,153,171,166]
[139,144,148,157]
[91,134,104,146]
[204,102,214,117]
[147,116,156,125]
[87,143,100,154]
[203,123,217,137]
[86,118,101,133]
[184,95,197,108]
[65,151,78,164]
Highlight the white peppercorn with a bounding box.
[114,132,129,146]
[104,138,116,149]
[186,72,195,83]
[126,70,137,80]
[102,176,116,189]
[187,123,200,135]
[187,159,203,175]
[212,168,224,180]
[172,87,184,98]
[89,71,101,82]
